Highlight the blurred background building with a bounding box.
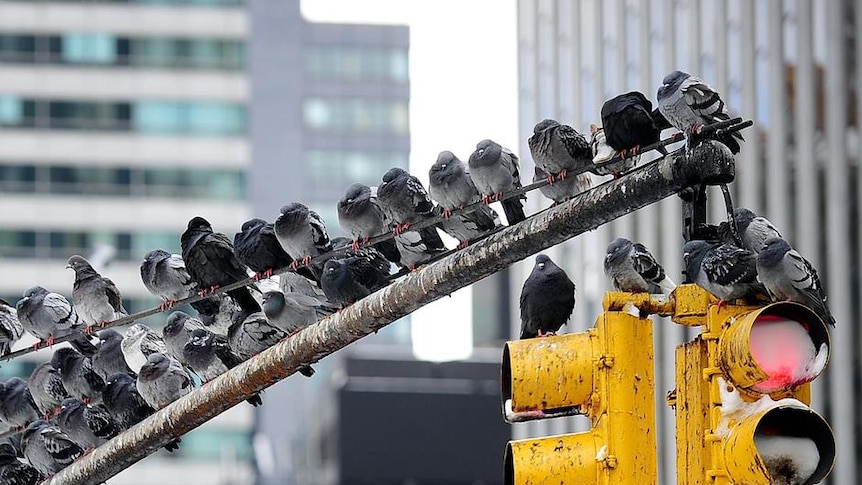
[514,1,859,484]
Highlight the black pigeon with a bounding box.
[20,420,83,477]
[0,378,39,429]
[54,397,119,450]
[234,218,303,279]
[718,208,782,253]
[519,254,576,339]
[181,216,261,315]
[28,363,69,420]
[337,183,402,264]
[50,347,104,404]
[100,372,181,451]
[600,91,668,157]
[0,438,42,485]
[91,329,133,380]
[320,253,391,309]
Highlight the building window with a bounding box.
[303,97,408,135]
[0,0,244,7]
[305,46,408,83]
[0,229,183,262]
[61,33,117,64]
[304,150,407,189]
[0,95,22,125]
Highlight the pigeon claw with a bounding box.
[197,289,209,298]
[546,174,555,185]
[31,341,42,351]
[558,169,567,180]
[457,240,469,250]
[301,256,312,266]
[351,239,361,250]
[99,321,109,329]
[84,326,95,336]
[441,208,452,219]
[493,192,504,202]
[46,335,55,347]
[265,268,273,278]
[288,260,300,271]
[481,194,492,205]
[394,222,411,236]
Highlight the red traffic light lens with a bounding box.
[749,315,827,393]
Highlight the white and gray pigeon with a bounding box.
[657,70,743,153]
[720,208,782,253]
[91,329,133,380]
[0,378,40,429]
[67,255,128,328]
[393,229,448,270]
[604,238,676,294]
[468,139,527,224]
[121,323,168,375]
[16,286,95,354]
[683,240,768,303]
[528,119,593,181]
[274,202,333,279]
[756,237,835,327]
[533,165,592,206]
[20,420,83,477]
[337,183,401,264]
[262,290,327,335]
[136,353,193,410]
[0,298,22,356]
[27,363,69,419]
[429,151,501,247]
[50,347,104,404]
[161,311,205,365]
[54,397,119,450]
[140,249,195,310]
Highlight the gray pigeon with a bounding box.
[101,372,180,451]
[0,298,22,355]
[136,353,193,410]
[0,378,39,429]
[91,329,133,380]
[54,398,119,450]
[393,230,448,270]
[376,167,448,259]
[28,363,69,420]
[67,255,128,329]
[337,183,401,264]
[0,438,42,484]
[274,202,333,279]
[468,139,527,224]
[262,291,326,335]
[140,249,195,309]
[227,311,315,377]
[683,240,767,303]
[162,311,205,365]
[756,237,835,327]
[533,165,592,205]
[528,119,593,181]
[16,287,95,354]
[519,254,576,339]
[604,238,676,294]
[657,70,743,153]
[50,347,104,404]
[20,420,83,477]
[121,323,168,375]
[589,124,638,178]
[182,329,263,407]
[429,151,502,247]
[720,208,782,253]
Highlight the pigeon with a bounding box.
[16,287,96,354]
[519,254,576,339]
[140,249,222,319]
[756,237,835,327]
[0,298,22,355]
[528,119,593,183]
[600,91,668,159]
[180,216,261,315]
[393,229,448,270]
[101,373,153,429]
[468,139,527,224]
[91,329,133,380]
[28,363,69,419]
[54,398,119,450]
[262,291,327,335]
[162,311,205,365]
[273,202,334,279]
[227,312,315,377]
[120,323,168,375]
[376,167,448,256]
[67,255,128,328]
[337,183,401,264]
[0,438,42,485]
[136,353,193,410]
[657,70,743,153]
[589,124,638,178]
[320,256,390,309]
[683,240,767,303]
[234,218,297,279]
[0,378,39,430]
[50,347,104,404]
[533,165,592,205]
[331,236,392,276]
[20,420,83,477]
[719,208,782,253]
[182,329,263,407]
[604,238,676,294]
[429,151,502,247]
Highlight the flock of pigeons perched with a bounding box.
[0,69,824,482]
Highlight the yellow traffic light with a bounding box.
[671,284,835,485]
[501,293,657,484]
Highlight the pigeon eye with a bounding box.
[441,163,447,169]
[537,263,545,269]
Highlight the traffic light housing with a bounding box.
[671,284,835,485]
[501,293,657,484]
